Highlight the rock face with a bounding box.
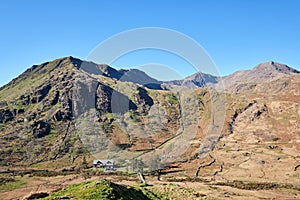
[31,84,52,103]
[31,120,51,138]
[0,109,14,123]
[72,78,138,117]
[96,83,137,115]
[133,87,153,112]
[53,110,71,121]
[72,77,99,117]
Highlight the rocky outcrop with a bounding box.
[251,104,268,121]
[23,192,49,200]
[13,108,25,115]
[31,121,51,138]
[50,91,60,106]
[133,87,154,112]
[96,83,137,115]
[95,83,113,115]
[31,84,52,103]
[19,95,30,105]
[228,101,256,134]
[53,110,72,121]
[72,76,138,117]
[72,77,99,117]
[0,109,14,123]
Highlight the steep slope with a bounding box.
[0,57,183,168]
[78,59,162,89]
[173,71,300,184]
[118,69,162,89]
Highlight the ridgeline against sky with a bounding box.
[1,0,300,87]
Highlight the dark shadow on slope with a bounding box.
[118,69,163,90]
[73,78,137,117]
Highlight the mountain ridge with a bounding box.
[1,57,299,91]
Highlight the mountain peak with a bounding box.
[253,61,299,74]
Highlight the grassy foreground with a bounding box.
[41,179,204,200]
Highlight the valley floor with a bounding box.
[1,172,300,200]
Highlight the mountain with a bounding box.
[163,72,218,89]
[163,61,299,91]
[214,61,300,92]
[0,56,180,167]
[77,58,162,89]
[0,57,300,199]
[118,69,162,89]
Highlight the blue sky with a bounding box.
[0,0,300,85]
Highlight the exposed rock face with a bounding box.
[134,87,154,112]
[72,73,139,117]
[20,95,30,105]
[31,84,52,103]
[95,83,113,115]
[72,77,99,117]
[0,109,14,123]
[53,110,71,121]
[50,91,59,106]
[13,108,25,115]
[96,83,137,115]
[23,192,49,200]
[31,120,51,138]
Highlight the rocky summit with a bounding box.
[0,57,299,199]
